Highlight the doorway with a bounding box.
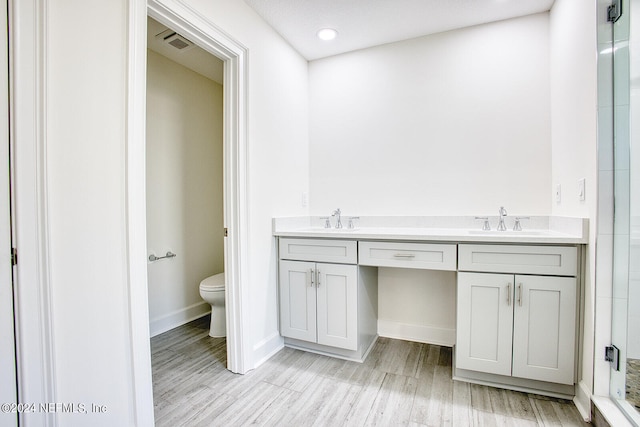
[141,1,250,376]
[145,16,225,338]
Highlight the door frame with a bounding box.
[138,0,251,375]
[1,0,18,425]
[10,1,58,423]
[10,0,251,424]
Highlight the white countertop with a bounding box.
[273,216,588,245]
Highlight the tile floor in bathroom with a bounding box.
[151,316,589,426]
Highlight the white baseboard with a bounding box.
[377,319,455,347]
[149,301,210,337]
[252,331,283,370]
[592,395,635,427]
[573,380,592,421]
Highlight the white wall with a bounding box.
[378,269,456,345]
[309,13,551,339]
[549,0,598,410]
[309,13,551,216]
[146,49,224,336]
[182,0,310,364]
[43,1,135,424]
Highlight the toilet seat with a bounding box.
[200,273,225,291]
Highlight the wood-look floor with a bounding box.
[151,316,590,427]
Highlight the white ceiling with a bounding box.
[147,17,224,84]
[244,0,556,60]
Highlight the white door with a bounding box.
[512,275,576,385]
[279,260,317,343]
[316,263,358,351]
[0,0,18,424]
[456,272,514,376]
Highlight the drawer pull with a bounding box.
[393,253,416,258]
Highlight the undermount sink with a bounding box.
[302,227,358,232]
[466,230,548,236]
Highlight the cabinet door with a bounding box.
[316,263,358,351]
[279,260,317,343]
[512,275,576,385]
[456,272,514,376]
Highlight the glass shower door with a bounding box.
[611,0,640,423]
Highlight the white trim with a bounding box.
[377,319,456,347]
[252,332,284,369]
[145,0,251,374]
[617,399,640,425]
[573,380,592,421]
[592,396,635,427]
[125,1,155,425]
[453,372,575,400]
[0,0,17,424]
[10,0,57,425]
[149,302,210,337]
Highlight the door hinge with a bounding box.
[608,0,622,23]
[605,345,620,371]
[11,247,17,266]
[224,228,228,237]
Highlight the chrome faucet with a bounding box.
[475,216,491,231]
[332,208,343,229]
[347,216,360,229]
[513,216,530,231]
[497,206,508,231]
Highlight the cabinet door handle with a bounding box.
[507,283,512,306]
[317,269,321,286]
[393,253,416,258]
[517,283,523,306]
[309,268,314,287]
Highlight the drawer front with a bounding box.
[279,238,357,264]
[359,241,457,270]
[458,244,578,276]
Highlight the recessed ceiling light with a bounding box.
[317,28,338,41]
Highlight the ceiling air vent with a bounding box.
[155,28,195,52]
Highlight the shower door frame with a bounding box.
[609,0,640,423]
[593,0,630,424]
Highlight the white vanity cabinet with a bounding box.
[278,238,377,361]
[279,260,358,350]
[455,244,579,391]
[456,272,576,384]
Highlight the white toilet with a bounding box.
[199,273,226,338]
